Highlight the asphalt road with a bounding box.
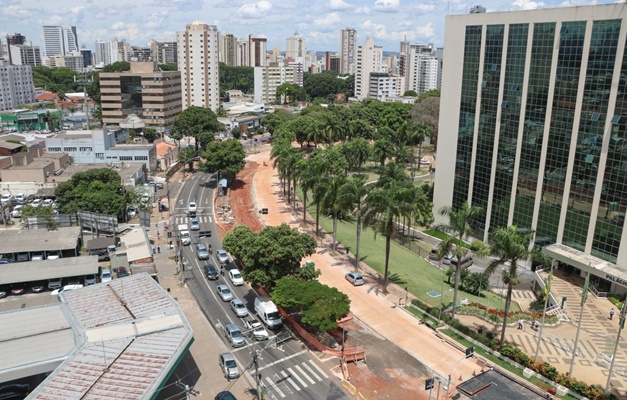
[172,171,347,400]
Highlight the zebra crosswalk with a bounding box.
[172,215,213,225]
[254,359,329,399]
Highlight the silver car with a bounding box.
[230,298,249,318]
[217,284,233,302]
[219,352,240,379]
[216,249,229,264]
[245,319,269,341]
[190,218,200,230]
[196,243,209,260]
[224,323,246,348]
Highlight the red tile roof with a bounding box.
[35,92,59,102]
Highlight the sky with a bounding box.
[0,0,613,54]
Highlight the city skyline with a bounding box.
[1,0,614,55]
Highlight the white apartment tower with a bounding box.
[286,32,306,62]
[221,34,238,66]
[354,38,384,100]
[42,26,78,56]
[407,51,439,95]
[9,45,42,66]
[95,40,120,67]
[237,39,249,67]
[0,60,34,111]
[249,35,267,67]
[177,21,220,111]
[340,27,357,74]
[150,40,178,64]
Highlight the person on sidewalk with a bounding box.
[518,320,524,330]
[610,308,615,320]
[157,245,161,254]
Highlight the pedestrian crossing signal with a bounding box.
[465,346,474,359]
[425,378,435,390]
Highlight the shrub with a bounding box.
[471,240,486,252]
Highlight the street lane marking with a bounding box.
[295,364,316,384]
[301,362,322,381]
[256,349,308,372]
[265,377,285,398]
[280,370,300,391]
[287,367,308,388]
[307,359,328,378]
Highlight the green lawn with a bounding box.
[296,189,518,311]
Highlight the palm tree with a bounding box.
[323,114,345,144]
[363,183,415,292]
[437,202,484,318]
[339,175,370,269]
[322,175,348,251]
[483,226,535,347]
[299,156,325,226]
[466,272,490,296]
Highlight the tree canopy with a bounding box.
[159,63,178,71]
[222,224,318,289]
[171,106,224,150]
[303,71,351,101]
[102,61,131,72]
[142,128,159,143]
[219,63,254,95]
[272,276,350,331]
[261,109,295,134]
[55,168,126,216]
[200,139,246,181]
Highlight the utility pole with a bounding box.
[253,352,262,400]
[74,70,92,129]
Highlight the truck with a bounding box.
[178,224,191,246]
[254,296,282,329]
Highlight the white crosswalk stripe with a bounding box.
[301,362,323,382]
[259,360,329,398]
[265,377,286,398]
[308,359,328,378]
[172,216,213,225]
[280,370,300,390]
[294,365,316,384]
[287,367,308,388]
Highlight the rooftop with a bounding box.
[110,144,155,151]
[0,141,24,150]
[0,226,81,253]
[6,159,53,170]
[0,256,99,285]
[155,141,175,156]
[119,226,153,262]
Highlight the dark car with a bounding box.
[215,391,237,400]
[0,285,8,298]
[204,264,219,280]
[10,283,26,295]
[30,281,46,293]
[0,384,30,400]
[116,266,129,278]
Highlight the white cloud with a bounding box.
[373,0,400,12]
[3,5,33,17]
[415,3,436,12]
[314,12,341,28]
[329,0,351,10]
[415,22,435,38]
[362,19,435,42]
[355,6,371,14]
[237,1,272,18]
[511,0,545,10]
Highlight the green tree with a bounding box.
[178,146,198,171]
[363,183,416,292]
[403,90,418,97]
[483,226,536,347]
[322,174,348,251]
[466,272,490,296]
[171,106,223,151]
[102,61,131,72]
[338,175,370,269]
[436,202,485,318]
[55,168,126,216]
[271,143,302,205]
[159,63,178,71]
[272,277,350,331]
[261,109,294,134]
[303,71,346,100]
[412,92,441,150]
[371,136,394,166]
[298,154,326,226]
[342,137,371,172]
[219,63,254,94]
[142,127,159,143]
[222,224,318,289]
[200,139,246,183]
[231,126,242,139]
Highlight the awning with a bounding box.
[219,178,228,188]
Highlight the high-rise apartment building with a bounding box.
[286,32,306,62]
[151,40,177,64]
[0,60,34,111]
[253,62,302,103]
[177,21,220,111]
[42,26,78,56]
[100,61,182,131]
[270,46,281,64]
[80,48,92,68]
[47,53,84,72]
[368,73,404,101]
[249,35,267,67]
[221,34,238,66]
[95,40,119,67]
[9,45,42,67]
[325,52,340,73]
[7,34,27,46]
[238,39,249,67]
[354,38,384,100]
[407,51,439,95]
[340,27,357,74]
[434,3,627,295]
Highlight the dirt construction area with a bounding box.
[222,147,445,399]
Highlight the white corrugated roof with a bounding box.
[0,226,81,253]
[0,256,99,285]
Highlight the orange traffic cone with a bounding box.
[472,370,476,376]
[459,374,463,381]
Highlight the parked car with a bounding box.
[140,193,151,203]
[204,263,219,280]
[100,268,113,283]
[47,251,61,260]
[216,249,229,264]
[245,319,269,341]
[30,281,46,293]
[215,391,237,400]
[216,284,233,302]
[1,194,12,203]
[15,252,29,262]
[228,269,244,286]
[0,285,8,298]
[196,243,209,260]
[0,258,11,264]
[31,252,45,261]
[48,278,62,290]
[51,284,83,296]
[11,205,23,218]
[116,267,129,278]
[127,206,138,219]
[218,352,240,380]
[10,283,25,295]
[30,199,42,208]
[84,274,97,285]
[345,272,365,286]
[224,323,246,348]
[230,298,249,317]
[155,182,164,189]
[190,218,200,230]
[15,193,25,202]
[42,199,53,207]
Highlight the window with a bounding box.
[48,147,62,152]
[95,153,104,159]
[63,147,77,152]
[119,156,133,161]
[134,156,148,161]
[79,147,92,152]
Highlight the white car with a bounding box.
[42,199,54,207]
[47,251,61,260]
[141,193,151,203]
[245,319,269,341]
[228,269,245,286]
[188,202,197,214]
[11,205,23,218]
[15,193,25,202]
[1,194,12,203]
[51,284,83,296]
[31,252,45,261]
[100,268,113,283]
[31,199,42,208]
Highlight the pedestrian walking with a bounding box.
[220,265,225,276]
[518,320,524,330]
[610,308,615,320]
[157,245,161,254]
[152,245,156,254]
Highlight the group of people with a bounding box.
[518,319,540,331]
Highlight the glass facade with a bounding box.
[471,25,505,237]
[120,76,143,115]
[453,26,483,209]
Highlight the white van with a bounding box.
[451,254,474,269]
[254,297,282,329]
[429,245,452,264]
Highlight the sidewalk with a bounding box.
[246,148,481,387]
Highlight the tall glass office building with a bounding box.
[434,4,627,296]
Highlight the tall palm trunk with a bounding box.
[332,211,338,251]
[315,202,321,236]
[383,235,391,292]
[292,176,297,209]
[452,261,461,319]
[303,195,308,225]
[500,282,514,347]
[355,210,362,270]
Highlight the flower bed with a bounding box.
[456,303,560,325]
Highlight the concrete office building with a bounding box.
[100,62,182,131]
[286,32,306,62]
[46,53,84,72]
[325,52,340,73]
[177,21,220,111]
[0,60,34,111]
[368,73,405,101]
[42,26,78,56]
[434,3,627,295]
[221,34,238,66]
[249,35,267,67]
[8,45,42,67]
[340,27,357,74]
[354,38,384,100]
[151,40,177,64]
[80,48,92,68]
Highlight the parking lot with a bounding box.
[0,289,58,312]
